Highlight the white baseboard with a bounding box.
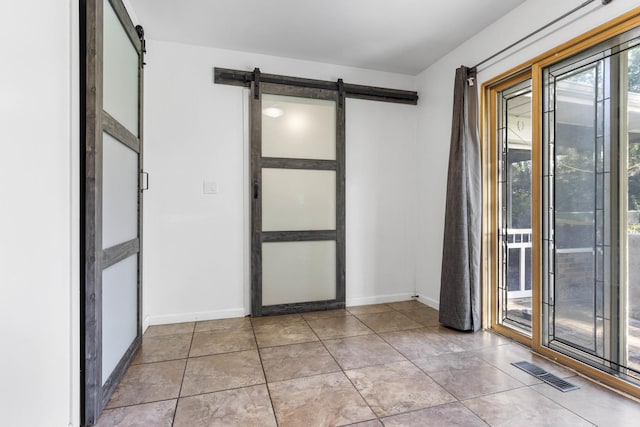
[142,293,438,332]
[346,292,415,307]
[417,294,439,310]
[143,307,246,332]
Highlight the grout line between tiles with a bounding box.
[524,382,598,426]
[171,323,196,427]
[457,383,535,403]
[250,316,280,426]
[102,397,180,411]
[379,400,491,426]
[457,399,494,427]
[304,312,381,422]
[177,382,268,399]
[117,303,633,426]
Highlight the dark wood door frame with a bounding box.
[250,82,346,316]
[81,0,145,424]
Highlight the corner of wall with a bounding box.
[417,294,439,310]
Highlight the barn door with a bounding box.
[250,81,346,316]
[82,0,145,423]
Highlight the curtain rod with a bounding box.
[473,0,613,70]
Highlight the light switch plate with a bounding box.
[203,180,217,194]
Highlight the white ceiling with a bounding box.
[129,0,526,75]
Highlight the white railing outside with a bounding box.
[507,228,532,298]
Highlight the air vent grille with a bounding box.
[512,361,579,392]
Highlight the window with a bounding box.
[542,25,640,386]
[492,76,533,338]
[484,9,640,397]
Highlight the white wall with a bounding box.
[346,99,418,305]
[414,0,640,308]
[142,40,418,325]
[0,1,79,426]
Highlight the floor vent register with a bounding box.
[511,361,579,392]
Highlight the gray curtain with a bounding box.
[439,66,481,332]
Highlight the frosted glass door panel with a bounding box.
[102,132,138,249]
[103,0,139,134]
[262,241,336,305]
[262,94,336,160]
[102,254,138,384]
[262,168,335,231]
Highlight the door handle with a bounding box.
[253,179,259,199]
[141,171,149,191]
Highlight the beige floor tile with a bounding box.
[189,328,256,357]
[435,327,511,351]
[144,322,195,338]
[132,333,192,364]
[324,335,406,370]
[106,360,186,408]
[380,327,466,359]
[355,311,422,333]
[307,315,373,339]
[96,400,176,427]
[195,317,252,332]
[251,313,303,326]
[463,387,593,427]
[93,306,640,426]
[268,372,376,427]
[345,361,456,417]
[301,309,349,321]
[260,341,340,382]
[414,354,524,399]
[347,304,394,315]
[401,307,441,327]
[180,350,264,397]
[381,402,487,427]
[253,321,318,347]
[413,351,488,374]
[387,300,428,311]
[531,375,640,427]
[173,385,276,427]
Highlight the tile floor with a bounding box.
[97,301,640,426]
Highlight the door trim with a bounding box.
[250,82,346,316]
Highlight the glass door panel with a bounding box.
[542,27,640,385]
[262,168,336,231]
[262,241,336,305]
[102,131,139,249]
[625,44,640,376]
[555,63,603,352]
[252,83,345,316]
[496,78,533,334]
[262,94,336,159]
[101,254,138,384]
[544,54,612,358]
[103,0,139,135]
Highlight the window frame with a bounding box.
[482,6,640,399]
